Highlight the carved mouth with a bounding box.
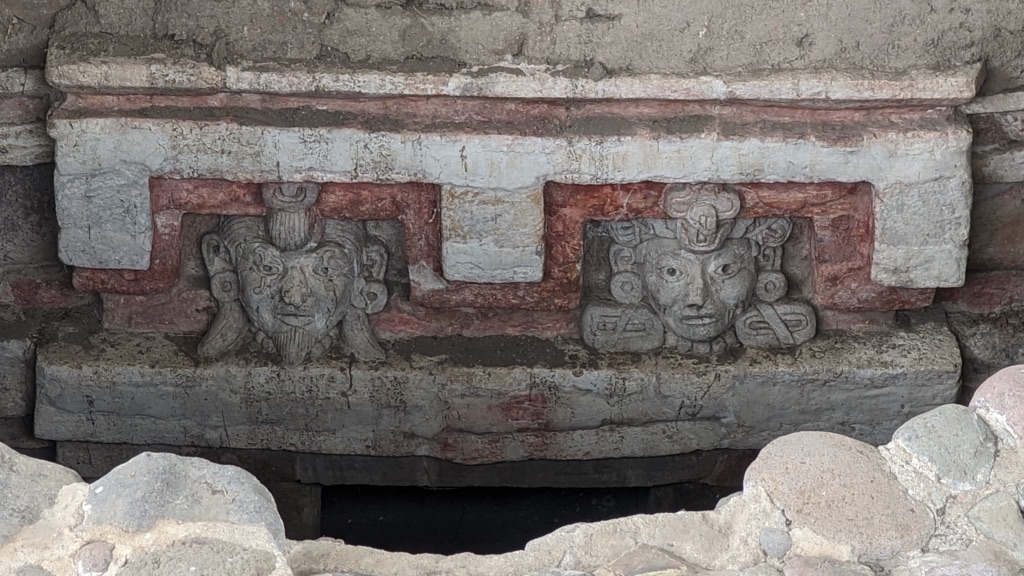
[678,316,718,325]
[278,313,314,327]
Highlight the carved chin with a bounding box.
[270,327,320,366]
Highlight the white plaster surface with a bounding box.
[33,316,961,463]
[49,109,973,288]
[440,186,544,283]
[45,52,982,105]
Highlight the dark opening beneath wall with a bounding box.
[320,482,738,555]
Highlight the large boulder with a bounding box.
[0,441,81,546]
[81,452,286,544]
[744,431,934,562]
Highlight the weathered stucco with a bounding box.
[2,0,1023,96]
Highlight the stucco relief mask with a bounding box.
[199,183,389,366]
[583,183,816,354]
[636,237,756,343]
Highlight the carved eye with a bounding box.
[659,266,681,281]
[252,246,283,276]
[314,247,346,278]
[715,262,740,279]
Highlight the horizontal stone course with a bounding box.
[49,96,973,290]
[55,441,756,488]
[35,314,960,464]
[45,51,983,105]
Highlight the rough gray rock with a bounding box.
[758,527,791,560]
[74,541,114,576]
[0,441,81,546]
[744,431,934,561]
[966,492,1024,564]
[81,452,286,544]
[970,365,1024,448]
[117,537,277,576]
[888,404,997,492]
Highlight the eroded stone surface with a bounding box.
[440,185,545,283]
[892,541,1024,576]
[970,364,1024,448]
[199,183,389,366]
[35,315,960,463]
[74,541,114,576]
[887,404,997,494]
[782,557,873,576]
[583,184,814,354]
[49,102,972,290]
[0,441,81,546]
[966,492,1024,564]
[118,537,277,576]
[0,337,34,418]
[744,432,934,561]
[81,452,286,544]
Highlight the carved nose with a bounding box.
[281,266,310,307]
[683,274,709,308]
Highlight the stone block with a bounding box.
[35,313,960,464]
[53,164,152,269]
[937,271,1024,315]
[967,183,1024,270]
[745,431,934,562]
[0,164,58,268]
[0,337,34,418]
[0,123,52,166]
[440,186,545,283]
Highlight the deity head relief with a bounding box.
[199,183,389,366]
[583,183,816,354]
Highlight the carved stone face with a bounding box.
[234,237,359,365]
[636,237,756,342]
[200,205,389,366]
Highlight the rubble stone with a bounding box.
[80,452,286,545]
[970,364,1024,448]
[0,441,81,546]
[744,432,934,561]
[885,405,996,498]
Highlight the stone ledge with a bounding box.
[55,441,755,488]
[44,48,983,105]
[34,314,961,464]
